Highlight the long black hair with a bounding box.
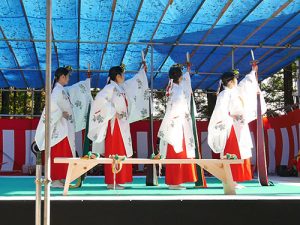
[107,65,125,84]
[52,66,71,90]
[218,70,239,93]
[169,64,183,84]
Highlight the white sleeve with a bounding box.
[181,72,193,105]
[88,85,116,143]
[168,88,186,119]
[66,78,93,132]
[207,92,233,153]
[34,91,64,150]
[122,69,150,123]
[238,70,267,122]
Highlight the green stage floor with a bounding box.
[0,176,300,198]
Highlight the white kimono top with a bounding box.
[35,79,92,156]
[207,70,267,159]
[88,69,149,157]
[158,72,196,159]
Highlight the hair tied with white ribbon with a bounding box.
[216,79,223,95]
[166,79,174,97]
[106,76,111,85]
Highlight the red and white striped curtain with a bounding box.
[1,109,299,174]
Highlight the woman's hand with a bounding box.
[187,62,191,73]
[252,64,258,72]
[142,61,147,73]
[153,153,161,160]
[87,71,91,78]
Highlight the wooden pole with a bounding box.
[43,0,52,224]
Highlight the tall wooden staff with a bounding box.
[82,63,92,156]
[71,63,92,188]
[187,52,207,188]
[251,50,269,186]
[145,47,159,186]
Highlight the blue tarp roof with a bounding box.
[0,0,299,90]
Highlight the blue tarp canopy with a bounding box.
[0,0,299,90]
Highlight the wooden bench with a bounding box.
[54,158,243,195]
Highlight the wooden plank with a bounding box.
[55,157,242,195]
[54,158,243,165]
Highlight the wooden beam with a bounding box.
[54,157,243,195]
[152,0,206,80]
[194,0,264,73]
[205,30,300,90]
[234,10,300,69]
[95,0,117,87]
[210,0,293,73]
[190,0,233,59]
[260,49,299,75]
[52,28,59,68]
[0,70,10,87]
[120,0,144,65]
[20,0,44,86]
[142,0,173,62]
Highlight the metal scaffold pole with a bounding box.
[297,59,300,161]
[43,0,52,225]
[35,151,42,225]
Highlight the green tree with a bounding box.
[261,61,298,116]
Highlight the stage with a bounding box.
[0,176,300,225]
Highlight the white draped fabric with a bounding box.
[208,70,266,159]
[35,79,92,156]
[88,69,149,157]
[158,72,196,158]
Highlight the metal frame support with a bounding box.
[0,38,299,49]
[95,0,117,87]
[194,0,264,72]
[297,59,300,158]
[20,0,44,86]
[209,0,293,73]
[153,0,206,80]
[143,0,173,59]
[35,151,42,225]
[120,0,144,64]
[44,0,52,225]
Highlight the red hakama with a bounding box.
[296,156,300,174]
[223,126,252,182]
[104,119,132,184]
[165,136,198,185]
[50,137,73,181]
